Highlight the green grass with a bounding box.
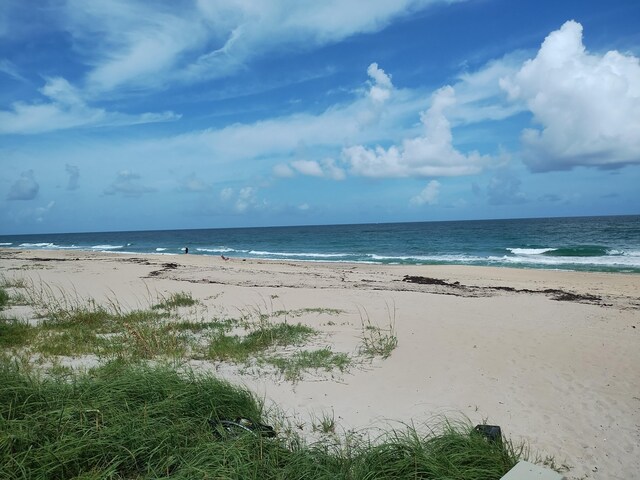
[152,291,198,311]
[0,359,524,479]
[0,288,9,310]
[267,348,351,382]
[0,318,34,348]
[208,322,316,362]
[358,306,399,360]
[350,421,523,479]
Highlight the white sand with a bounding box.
[1,249,639,480]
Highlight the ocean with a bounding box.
[1,215,639,273]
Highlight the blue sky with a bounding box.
[1,0,639,234]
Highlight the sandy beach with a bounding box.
[1,248,639,480]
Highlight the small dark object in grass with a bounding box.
[474,424,502,443]
[209,417,276,439]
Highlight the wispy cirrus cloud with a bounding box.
[0,77,180,134]
[52,0,463,94]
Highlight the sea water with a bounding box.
[1,215,639,273]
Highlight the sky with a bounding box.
[1,0,639,234]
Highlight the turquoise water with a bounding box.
[1,215,639,273]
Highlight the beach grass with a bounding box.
[151,291,198,311]
[0,318,34,349]
[0,287,9,310]
[207,322,316,362]
[266,348,351,382]
[358,307,398,360]
[1,280,358,381]
[0,359,523,479]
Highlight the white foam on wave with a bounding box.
[369,253,486,263]
[197,247,236,253]
[20,242,56,248]
[249,250,349,258]
[0,242,13,246]
[508,248,557,255]
[494,254,640,268]
[91,244,123,250]
[156,248,167,252]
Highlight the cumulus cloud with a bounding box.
[367,62,393,104]
[500,20,640,171]
[343,86,494,178]
[65,164,79,190]
[219,186,261,213]
[277,158,346,180]
[291,160,324,177]
[273,164,295,178]
[7,170,39,200]
[0,77,180,134]
[104,170,155,196]
[410,180,441,206]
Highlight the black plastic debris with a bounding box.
[474,424,502,443]
[209,417,276,439]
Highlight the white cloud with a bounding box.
[273,164,295,178]
[0,77,180,134]
[218,186,261,213]
[0,58,26,82]
[410,180,441,206]
[104,170,155,196]
[321,158,346,180]
[343,86,494,177]
[53,0,459,93]
[291,160,324,177]
[7,170,39,200]
[500,20,640,171]
[449,52,528,124]
[367,62,393,104]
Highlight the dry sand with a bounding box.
[1,249,639,480]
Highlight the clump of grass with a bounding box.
[358,305,398,360]
[152,291,198,311]
[0,275,28,289]
[312,410,337,434]
[208,322,316,362]
[267,348,351,382]
[121,322,189,359]
[0,288,9,310]
[0,318,34,348]
[350,420,523,479]
[0,360,269,479]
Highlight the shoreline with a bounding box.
[1,248,639,479]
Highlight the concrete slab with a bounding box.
[500,461,565,480]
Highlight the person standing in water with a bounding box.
[184,246,189,254]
